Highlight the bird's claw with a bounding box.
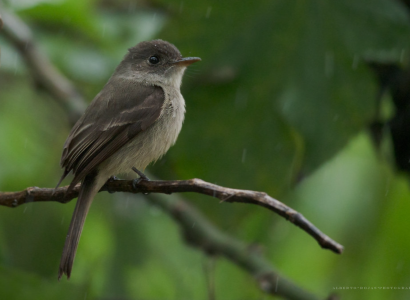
[131,167,150,190]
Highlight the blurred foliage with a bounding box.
[1,0,410,299]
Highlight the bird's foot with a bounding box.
[106,176,119,194]
[132,167,150,191]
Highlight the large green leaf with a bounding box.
[153,0,410,196]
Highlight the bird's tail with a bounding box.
[58,173,101,280]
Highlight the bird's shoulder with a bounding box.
[59,80,165,176]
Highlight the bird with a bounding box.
[56,39,200,280]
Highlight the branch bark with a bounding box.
[0,178,343,254]
[147,191,323,300]
[0,180,336,300]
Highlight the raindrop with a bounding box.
[396,260,404,271]
[61,216,65,225]
[352,54,359,70]
[23,207,27,213]
[179,1,184,13]
[325,51,334,78]
[206,6,212,18]
[235,88,248,109]
[242,148,247,163]
[143,192,150,195]
[275,276,279,292]
[400,49,406,63]
[13,53,18,75]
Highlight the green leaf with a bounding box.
[154,0,410,196]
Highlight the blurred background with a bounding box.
[1,0,410,299]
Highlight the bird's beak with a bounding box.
[173,57,201,67]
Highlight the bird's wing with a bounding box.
[57,82,165,191]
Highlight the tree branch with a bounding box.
[147,191,323,300]
[0,178,343,254]
[0,9,85,124]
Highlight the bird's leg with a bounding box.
[106,176,119,194]
[132,167,150,189]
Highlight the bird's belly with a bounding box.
[99,99,185,179]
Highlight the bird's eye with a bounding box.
[148,56,160,64]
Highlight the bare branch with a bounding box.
[147,192,324,300]
[0,9,86,124]
[0,179,344,254]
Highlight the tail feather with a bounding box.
[55,169,69,190]
[58,173,100,280]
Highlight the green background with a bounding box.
[1,0,410,299]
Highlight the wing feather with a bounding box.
[57,81,165,190]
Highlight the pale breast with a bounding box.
[98,87,185,179]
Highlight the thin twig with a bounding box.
[0,10,86,124]
[0,179,344,254]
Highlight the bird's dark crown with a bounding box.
[128,39,182,62]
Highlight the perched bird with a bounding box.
[56,40,200,279]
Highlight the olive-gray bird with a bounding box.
[56,40,200,279]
